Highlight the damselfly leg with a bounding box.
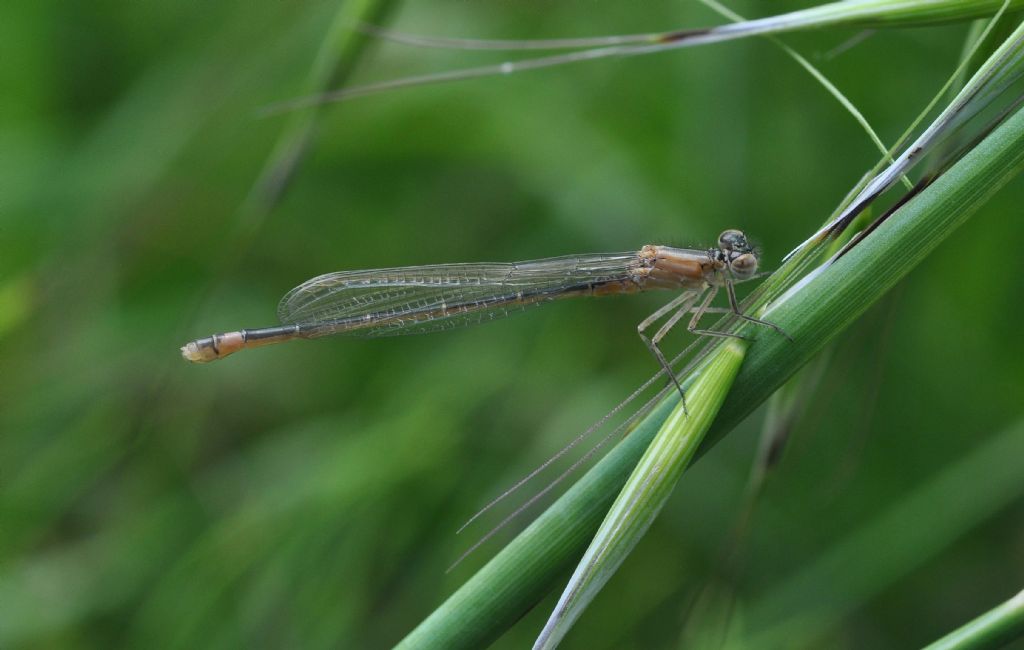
[723,275,793,340]
[637,290,702,410]
[636,263,791,409]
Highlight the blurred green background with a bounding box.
[2,1,1023,648]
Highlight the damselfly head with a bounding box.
[717,230,759,281]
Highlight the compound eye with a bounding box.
[718,229,747,252]
[730,253,758,279]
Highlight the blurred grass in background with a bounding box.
[2,1,1023,648]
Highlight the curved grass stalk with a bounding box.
[395,95,1024,650]
[364,0,1024,52]
[263,0,1024,112]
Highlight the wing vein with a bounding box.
[277,253,642,338]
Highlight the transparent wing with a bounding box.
[277,253,642,338]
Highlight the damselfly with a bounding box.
[181,230,785,401]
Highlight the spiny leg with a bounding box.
[638,291,700,411]
[647,290,747,412]
[650,298,712,411]
[636,291,694,334]
[724,277,793,341]
[686,285,748,340]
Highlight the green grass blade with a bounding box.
[396,99,1024,650]
[755,0,1023,30]
[924,588,1024,650]
[533,340,747,650]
